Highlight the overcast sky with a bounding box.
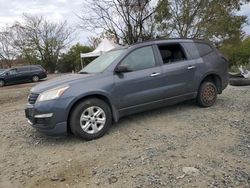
[0,0,250,45]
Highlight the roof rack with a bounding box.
[129,38,210,46]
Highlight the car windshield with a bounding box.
[0,69,9,74]
[79,49,125,74]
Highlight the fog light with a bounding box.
[34,113,53,118]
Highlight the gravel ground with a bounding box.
[0,79,249,188]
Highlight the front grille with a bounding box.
[28,93,39,104]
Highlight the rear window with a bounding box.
[195,43,213,57]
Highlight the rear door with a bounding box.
[16,67,31,82]
[113,46,165,109]
[156,43,197,98]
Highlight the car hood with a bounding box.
[31,73,94,93]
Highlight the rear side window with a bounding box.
[8,69,17,75]
[195,43,213,57]
[120,46,156,71]
[157,44,186,64]
[17,67,30,72]
[30,66,41,71]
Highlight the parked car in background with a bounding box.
[0,65,47,87]
[25,39,228,140]
[0,69,6,73]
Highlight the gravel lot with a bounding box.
[0,76,249,188]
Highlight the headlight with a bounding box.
[37,85,69,102]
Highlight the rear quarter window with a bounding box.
[195,43,213,57]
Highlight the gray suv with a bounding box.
[25,39,228,140]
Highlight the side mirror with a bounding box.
[115,65,132,73]
[5,72,9,76]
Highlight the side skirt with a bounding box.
[117,92,197,119]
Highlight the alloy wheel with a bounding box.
[79,106,106,134]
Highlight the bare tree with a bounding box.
[14,14,73,72]
[78,0,157,44]
[87,31,120,48]
[87,36,102,49]
[10,23,38,66]
[0,27,19,68]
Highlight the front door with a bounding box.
[113,46,164,109]
[5,69,18,84]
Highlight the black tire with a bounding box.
[0,79,4,87]
[32,75,39,82]
[197,82,217,107]
[69,98,112,140]
[229,78,250,86]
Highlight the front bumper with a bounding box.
[25,100,68,136]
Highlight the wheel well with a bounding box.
[67,94,113,134]
[201,74,222,94]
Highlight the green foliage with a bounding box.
[57,44,93,73]
[154,0,248,43]
[154,0,171,36]
[220,37,250,70]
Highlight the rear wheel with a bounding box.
[0,79,4,87]
[69,98,112,140]
[32,75,39,82]
[197,82,217,107]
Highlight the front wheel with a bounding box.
[69,98,112,140]
[197,82,217,107]
[0,79,4,87]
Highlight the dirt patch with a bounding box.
[0,82,249,187]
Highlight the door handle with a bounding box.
[150,72,161,77]
[187,66,196,70]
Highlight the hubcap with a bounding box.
[80,106,106,134]
[202,85,216,104]
[33,76,39,82]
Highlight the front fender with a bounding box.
[65,90,119,123]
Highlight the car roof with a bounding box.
[110,38,212,52]
[14,65,41,68]
[130,38,211,47]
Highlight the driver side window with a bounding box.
[8,69,17,75]
[120,46,156,71]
